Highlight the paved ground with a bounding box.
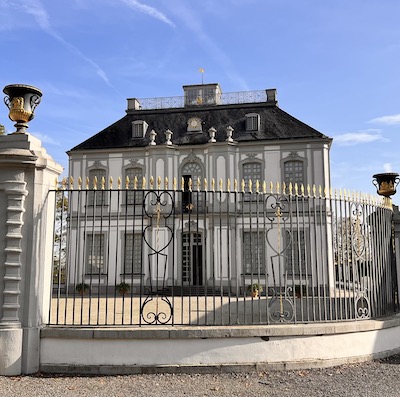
[0,354,399,397]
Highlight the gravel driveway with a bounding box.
[0,354,399,397]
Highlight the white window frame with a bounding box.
[245,113,260,132]
[284,229,311,279]
[180,160,205,211]
[124,167,144,205]
[243,231,265,275]
[85,233,106,275]
[123,233,142,275]
[241,160,263,201]
[283,160,305,186]
[132,120,148,138]
[281,153,307,187]
[87,168,107,206]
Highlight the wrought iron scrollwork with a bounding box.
[265,194,295,322]
[140,191,174,324]
[350,202,371,319]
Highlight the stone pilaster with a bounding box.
[0,176,27,326]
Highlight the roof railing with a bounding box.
[127,89,276,111]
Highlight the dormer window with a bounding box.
[245,113,260,132]
[132,120,148,138]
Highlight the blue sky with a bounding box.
[1,0,399,203]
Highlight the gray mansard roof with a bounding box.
[69,88,330,152]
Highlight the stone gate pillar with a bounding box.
[394,205,400,309]
[0,133,62,375]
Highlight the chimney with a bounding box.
[266,89,277,104]
[127,98,141,111]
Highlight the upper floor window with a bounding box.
[125,167,143,204]
[242,161,262,200]
[132,120,148,138]
[181,161,203,212]
[245,113,260,132]
[88,168,107,206]
[284,160,304,185]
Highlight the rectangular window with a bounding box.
[285,229,310,278]
[85,234,105,274]
[88,169,107,206]
[242,162,262,201]
[125,168,144,204]
[182,175,192,212]
[243,231,265,274]
[124,233,142,274]
[284,161,304,185]
[132,121,147,138]
[246,114,259,131]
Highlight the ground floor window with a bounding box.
[124,233,142,274]
[243,231,265,274]
[285,229,310,278]
[85,233,106,274]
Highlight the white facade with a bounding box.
[66,85,332,294]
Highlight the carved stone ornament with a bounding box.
[93,160,104,168]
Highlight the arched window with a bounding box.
[181,162,203,212]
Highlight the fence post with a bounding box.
[0,133,62,375]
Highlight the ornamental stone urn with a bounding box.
[3,84,42,133]
[372,172,399,197]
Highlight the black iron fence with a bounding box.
[50,179,398,326]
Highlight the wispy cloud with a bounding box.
[383,163,392,172]
[119,0,175,27]
[369,114,400,125]
[333,129,389,146]
[162,0,249,90]
[3,0,112,87]
[31,132,61,146]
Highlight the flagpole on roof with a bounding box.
[199,68,204,85]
